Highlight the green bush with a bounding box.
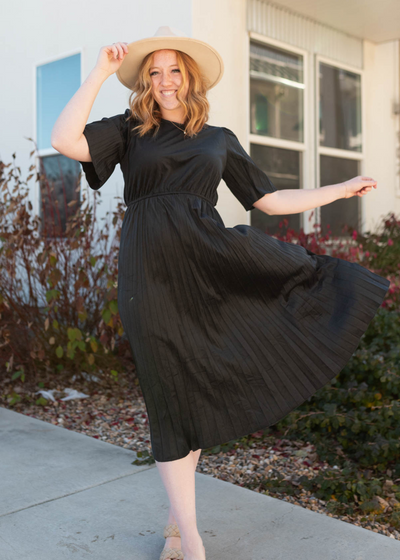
[276,309,400,470]
[250,214,400,526]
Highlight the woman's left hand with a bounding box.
[342,176,378,199]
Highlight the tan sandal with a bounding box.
[159,523,183,560]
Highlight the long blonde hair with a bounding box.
[126,49,210,138]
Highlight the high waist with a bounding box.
[126,191,215,208]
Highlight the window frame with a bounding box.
[248,31,313,233]
[33,47,85,221]
[315,53,366,237]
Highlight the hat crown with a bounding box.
[153,26,188,38]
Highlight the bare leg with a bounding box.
[156,449,205,560]
[167,448,202,523]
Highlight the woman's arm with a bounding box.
[254,176,377,216]
[51,42,129,162]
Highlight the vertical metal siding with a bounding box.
[247,0,363,68]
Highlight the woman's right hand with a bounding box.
[94,42,129,76]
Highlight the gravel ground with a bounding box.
[2,378,399,542]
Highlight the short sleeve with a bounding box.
[79,108,131,190]
[221,127,277,211]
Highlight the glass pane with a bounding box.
[39,154,81,237]
[250,144,301,236]
[36,54,81,150]
[320,155,360,237]
[319,62,362,152]
[250,41,304,143]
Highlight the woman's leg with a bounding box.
[166,448,202,524]
[156,449,205,559]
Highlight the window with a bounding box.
[250,41,304,143]
[38,155,81,237]
[320,155,360,237]
[318,59,363,237]
[250,144,301,234]
[249,39,306,236]
[319,62,362,152]
[36,53,82,237]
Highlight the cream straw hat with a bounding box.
[116,25,224,91]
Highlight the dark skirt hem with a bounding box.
[150,262,390,463]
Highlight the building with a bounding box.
[2,0,400,238]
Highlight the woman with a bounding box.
[51,26,390,560]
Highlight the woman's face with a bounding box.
[150,49,189,120]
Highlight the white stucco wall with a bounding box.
[363,39,400,232]
[1,0,192,218]
[192,0,251,227]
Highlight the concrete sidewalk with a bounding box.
[1,407,399,560]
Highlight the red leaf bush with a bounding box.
[0,153,130,384]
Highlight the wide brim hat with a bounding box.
[116,26,224,91]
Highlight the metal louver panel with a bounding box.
[247,0,363,69]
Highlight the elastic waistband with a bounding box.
[126,191,215,207]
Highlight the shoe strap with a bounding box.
[163,523,181,538]
[159,547,184,560]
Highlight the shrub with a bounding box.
[0,153,129,384]
[275,211,400,310]
[254,214,400,526]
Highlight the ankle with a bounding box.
[167,507,178,527]
[181,532,204,554]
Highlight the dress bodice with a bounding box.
[79,108,277,212]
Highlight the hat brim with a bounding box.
[116,36,224,91]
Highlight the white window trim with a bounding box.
[33,47,85,219]
[315,53,365,238]
[248,31,313,234]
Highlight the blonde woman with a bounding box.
[51,26,390,560]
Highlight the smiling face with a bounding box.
[149,49,189,123]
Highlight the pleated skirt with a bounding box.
[117,192,391,462]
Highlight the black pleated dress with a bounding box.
[80,108,390,463]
